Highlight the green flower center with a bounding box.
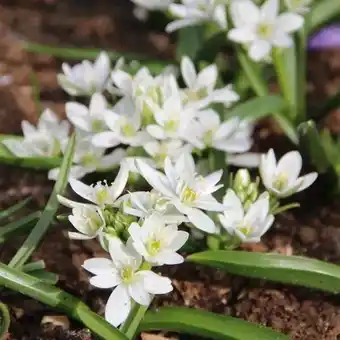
[237,223,253,236]
[146,239,162,256]
[203,129,214,146]
[96,188,110,205]
[164,120,179,133]
[121,267,134,283]
[273,173,289,191]
[91,119,105,132]
[182,187,197,204]
[257,23,273,39]
[122,123,136,137]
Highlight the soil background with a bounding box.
[1,1,340,339]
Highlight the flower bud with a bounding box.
[233,169,251,191]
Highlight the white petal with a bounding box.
[82,258,113,275]
[276,151,302,183]
[195,196,225,211]
[68,232,95,240]
[92,132,120,148]
[168,231,189,251]
[297,172,318,192]
[260,149,276,189]
[213,5,227,30]
[147,125,167,140]
[141,271,173,294]
[249,40,271,61]
[227,153,261,168]
[231,0,260,27]
[223,189,243,220]
[66,102,89,131]
[180,56,197,89]
[135,159,174,197]
[69,179,94,203]
[228,28,256,43]
[186,208,217,233]
[196,65,217,91]
[261,0,279,21]
[89,273,121,289]
[105,285,131,327]
[110,163,129,201]
[111,70,132,94]
[271,32,293,48]
[99,148,126,169]
[276,13,304,33]
[128,277,152,306]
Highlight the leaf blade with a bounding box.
[139,307,288,340]
[188,250,340,293]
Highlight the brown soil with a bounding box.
[1,1,340,340]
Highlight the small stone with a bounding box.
[299,226,318,245]
[41,315,70,330]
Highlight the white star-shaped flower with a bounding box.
[228,0,304,61]
[83,238,173,327]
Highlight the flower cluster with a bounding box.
[2,52,255,180]
[130,0,309,62]
[59,149,317,327]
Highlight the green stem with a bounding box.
[0,301,10,338]
[236,47,268,97]
[120,303,148,339]
[295,22,307,124]
[272,47,297,122]
[0,263,127,340]
[8,134,75,269]
[272,202,300,215]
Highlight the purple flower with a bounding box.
[309,24,340,50]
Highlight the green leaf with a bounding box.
[309,0,340,32]
[0,198,31,221]
[273,113,299,145]
[225,95,286,121]
[188,250,340,294]
[23,42,171,74]
[272,47,297,122]
[0,302,10,339]
[139,307,288,340]
[120,302,148,339]
[0,212,40,239]
[176,26,204,61]
[236,47,268,97]
[28,270,59,285]
[0,263,127,340]
[22,260,46,272]
[8,134,76,269]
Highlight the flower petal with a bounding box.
[186,208,217,233]
[82,258,113,275]
[276,13,304,33]
[105,285,131,327]
[297,172,318,192]
[181,56,197,89]
[249,40,271,61]
[141,271,173,294]
[276,150,302,183]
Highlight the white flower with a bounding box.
[166,0,227,32]
[83,238,173,327]
[259,149,318,198]
[92,97,151,148]
[228,0,304,61]
[58,52,110,96]
[180,57,239,109]
[57,196,105,240]
[3,109,69,157]
[128,213,189,265]
[219,189,274,243]
[66,93,108,133]
[120,190,187,224]
[146,94,199,146]
[284,0,312,14]
[65,163,129,208]
[48,136,125,181]
[136,153,225,233]
[143,140,193,168]
[194,110,253,152]
[130,0,173,10]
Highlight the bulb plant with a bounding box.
[0,0,340,339]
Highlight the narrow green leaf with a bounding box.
[8,134,76,269]
[29,71,42,116]
[28,269,59,285]
[139,307,288,340]
[0,301,10,339]
[24,42,171,74]
[272,47,297,122]
[309,0,340,32]
[0,263,127,340]
[225,95,286,121]
[188,250,340,293]
[0,198,31,221]
[120,303,148,339]
[176,26,204,61]
[0,212,40,238]
[236,47,268,97]
[22,260,46,272]
[273,113,299,145]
